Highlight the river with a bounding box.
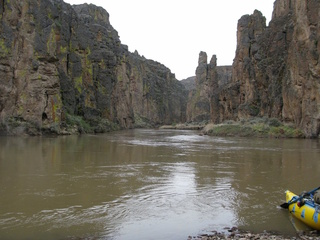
[1,129,320,239]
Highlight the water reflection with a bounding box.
[0,130,320,239]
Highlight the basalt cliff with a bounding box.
[183,53,232,123]
[184,0,320,138]
[0,0,187,135]
[1,0,320,138]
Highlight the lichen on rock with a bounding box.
[0,0,187,135]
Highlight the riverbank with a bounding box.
[1,115,310,138]
[159,122,206,130]
[189,227,320,239]
[201,118,306,138]
[158,118,306,138]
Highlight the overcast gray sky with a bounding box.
[63,0,275,80]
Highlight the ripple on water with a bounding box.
[1,129,312,239]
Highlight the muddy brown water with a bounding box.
[1,129,320,239]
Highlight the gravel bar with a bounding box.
[188,227,320,240]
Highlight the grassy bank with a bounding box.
[202,118,305,138]
[159,123,206,130]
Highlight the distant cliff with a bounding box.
[181,52,232,123]
[0,0,187,135]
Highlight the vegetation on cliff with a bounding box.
[65,114,120,134]
[184,1,320,138]
[0,0,187,136]
[1,0,320,138]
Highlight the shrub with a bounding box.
[66,114,92,133]
[205,117,305,138]
[268,118,281,127]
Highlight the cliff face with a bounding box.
[214,0,320,138]
[280,0,320,137]
[116,51,187,128]
[186,52,213,122]
[0,0,68,135]
[1,0,319,137]
[184,52,232,123]
[0,0,187,135]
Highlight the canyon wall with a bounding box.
[185,0,320,138]
[0,0,187,135]
[1,0,319,137]
[236,0,320,138]
[204,0,320,138]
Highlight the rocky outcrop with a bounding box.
[230,10,269,119]
[0,0,187,135]
[185,52,232,123]
[186,52,213,122]
[213,1,320,138]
